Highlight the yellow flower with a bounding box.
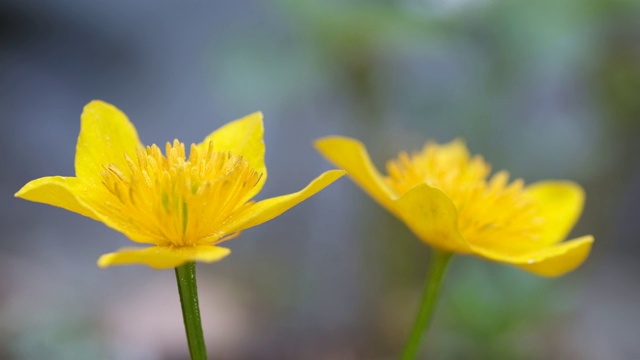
[315,137,593,277]
[16,100,344,269]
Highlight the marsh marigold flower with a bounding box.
[315,137,593,277]
[16,100,344,269]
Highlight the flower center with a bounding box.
[101,140,262,246]
[384,140,544,248]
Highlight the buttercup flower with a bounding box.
[16,100,344,269]
[315,137,593,276]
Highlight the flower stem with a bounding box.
[400,249,453,360]
[175,261,207,360]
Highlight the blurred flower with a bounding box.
[16,100,343,269]
[315,137,592,277]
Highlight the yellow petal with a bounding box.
[393,184,469,253]
[525,181,585,245]
[217,169,345,236]
[199,112,266,199]
[314,136,396,212]
[15,176,160,245]
[15,176,100,221]
[471,235,594,277]
[75,100,142,179]
[97,245,231,269]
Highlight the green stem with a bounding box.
[175,261,207,360]
[400,249,453,360]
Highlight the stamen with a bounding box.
[385,140,543,247]
[100,140,262,246]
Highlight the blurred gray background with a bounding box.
[1,0,639,359]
